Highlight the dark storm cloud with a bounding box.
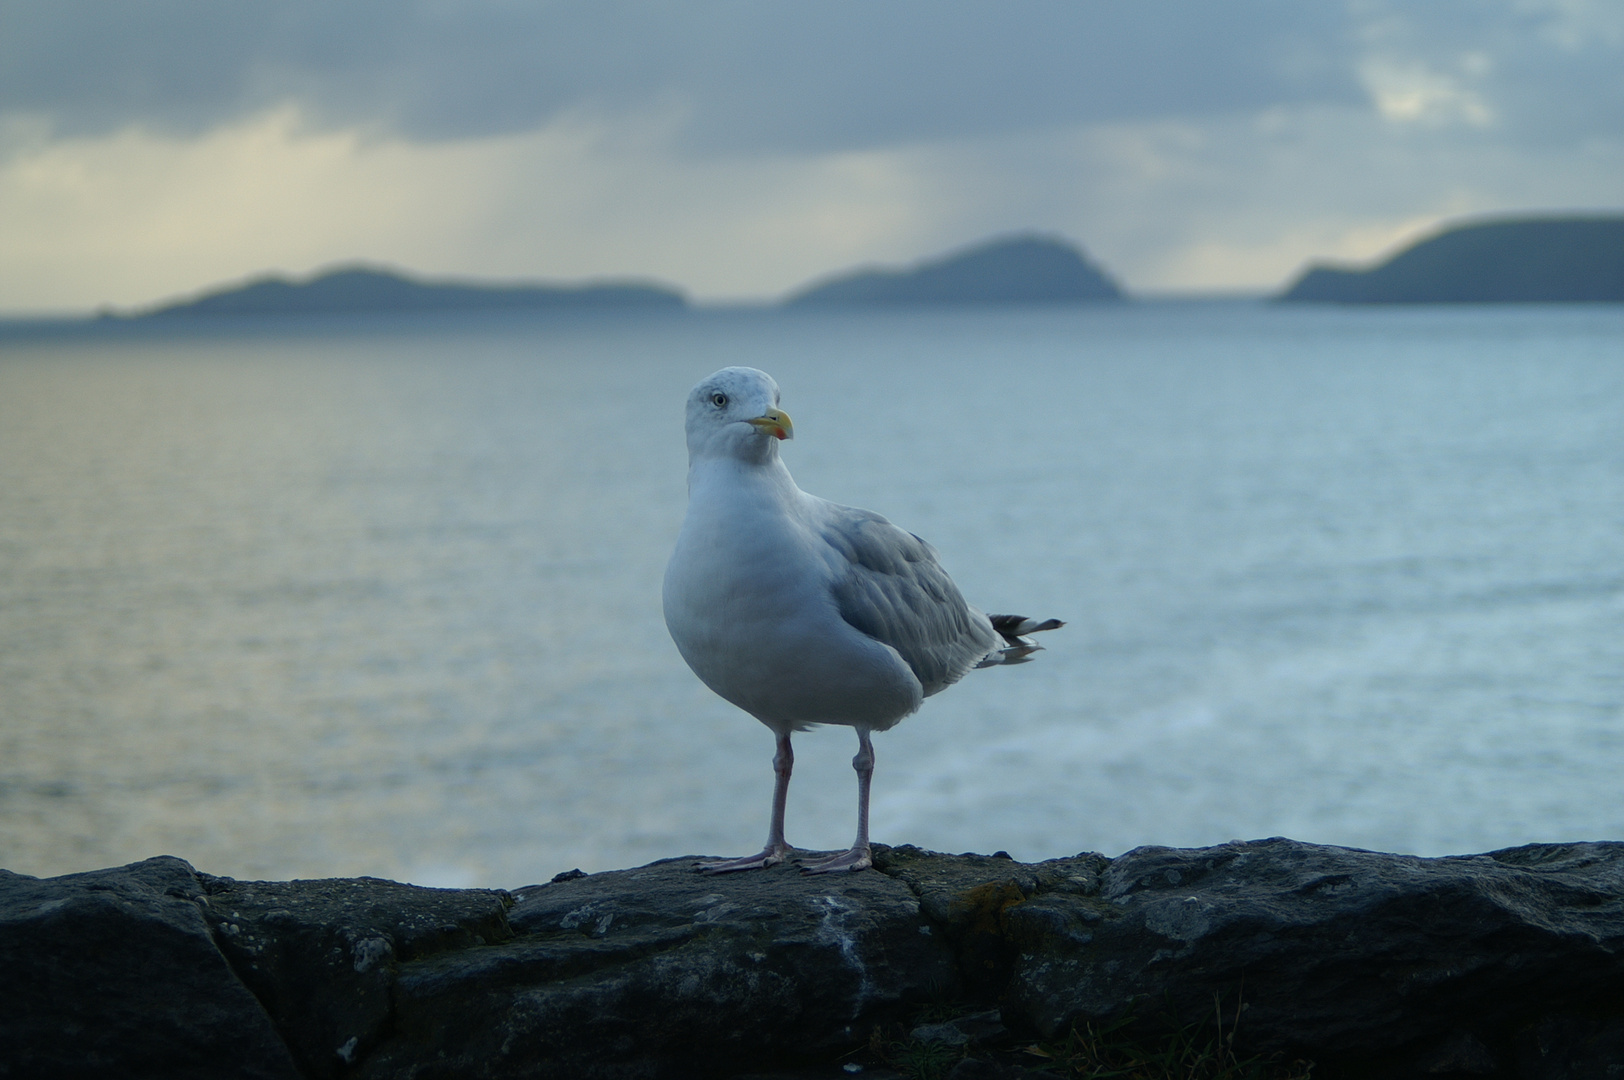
[2,1,1620,151]
[4,1,1358,146]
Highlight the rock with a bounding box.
[197,872,514,1078]
[7,840,1624,1078]
[910,1021,970,1047]
[0,857,300,1080]
[1516,1015,1624,1079]
[874,846,1105,1006]
[355,857,955,1078]
[998,839,1624,1075]
[944,1059,1027,1080]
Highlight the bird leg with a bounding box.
[800,728,874,874]
[698,730,795,873]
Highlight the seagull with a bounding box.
[663,367,1062,873]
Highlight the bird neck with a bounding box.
[687,450,798,502]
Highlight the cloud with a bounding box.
[1349,1,1624,144]
[2,1,1622,311]
[0,106,955,311]
[1,2,1362,147]
[6,1,1622,153]
[6,90,1620,313]
[1359,59,1496,128]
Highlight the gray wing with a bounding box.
[820,504,999,697]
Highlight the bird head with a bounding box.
[684,367,794,463]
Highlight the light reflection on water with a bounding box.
[1,304,1621,887]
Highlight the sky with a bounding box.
[3,1,1623,313]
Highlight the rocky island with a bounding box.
[119,266,688,319]
[785,235,1124,306]
[1279,216,1624,304]
[7,838,1624,1078]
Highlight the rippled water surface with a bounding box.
[2,304,1621,886]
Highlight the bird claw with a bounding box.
[797,846,872,874]
[696,846,793,874]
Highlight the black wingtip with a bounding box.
[988,614,1065,646]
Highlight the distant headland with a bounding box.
[78,215,1624,322]
[102,236,1125,322]
[117,266,688,319]
[1279,215,1624,304]
[784,234,1124,306]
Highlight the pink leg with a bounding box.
[800,729,874,874]
[698,731,796,873]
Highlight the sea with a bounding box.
[1,302,1620,889]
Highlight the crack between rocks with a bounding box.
[186,888,317,1080]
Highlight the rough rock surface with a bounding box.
[988,840,1624,1076]
[0,857,300,1080]
[199,872,514,1078]
[360,856,954,1078]
[6,839,1624,1078]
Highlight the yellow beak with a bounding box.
[747,408,794,440]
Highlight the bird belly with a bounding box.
[664,514,922,731]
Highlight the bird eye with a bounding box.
[710,392,728,407]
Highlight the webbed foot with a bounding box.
[797,846,872,874]
[696,844,794,874]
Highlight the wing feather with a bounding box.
[820,504,997,697]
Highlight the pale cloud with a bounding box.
[1358,60,1496,127]
[1518,0,1624,49]
[1,109,474,312]
[0,106,952,312]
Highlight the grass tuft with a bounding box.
[868,1029,964,1080]
[1026,994,1314,1080]
[863,994,1313,1079]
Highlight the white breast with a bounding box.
[662,459,924,732]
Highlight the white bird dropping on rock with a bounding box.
[663,367,1062,873]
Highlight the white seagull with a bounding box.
[663,367,1062,873]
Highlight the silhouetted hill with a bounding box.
[1280,216,1624,303]
[127,266,687,318]
[785,235,1123,306]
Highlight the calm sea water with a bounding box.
[2,303,1621,888]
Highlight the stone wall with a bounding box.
[6,839,1624,1078]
